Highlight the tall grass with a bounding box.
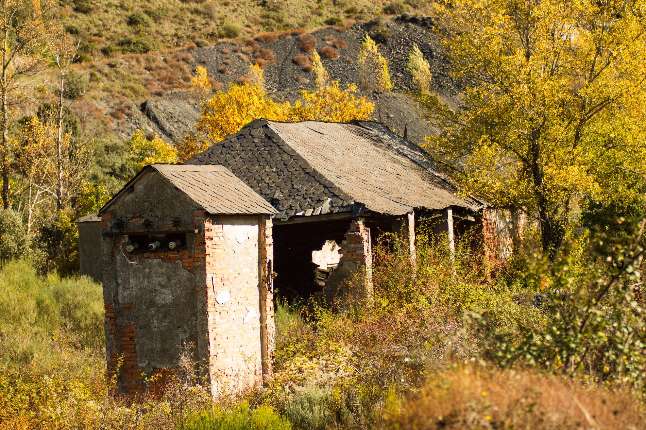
[0,260,104,372]
[0,260,106,429]
[382,365,646,429]
[1,233,644,429]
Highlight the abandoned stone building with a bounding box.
[78,119,521,398]
[96,164,277,397]
[187,119,488,302]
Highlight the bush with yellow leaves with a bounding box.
[127,130,178,172]
[178,62,374,160]
[358,34,393,93]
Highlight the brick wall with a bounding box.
[325,218,374,305]
[100,171,274,398]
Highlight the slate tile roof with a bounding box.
[101,165,277,216]
[189,119,481,220]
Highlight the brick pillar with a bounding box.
[258,216,275,383]
[338,218,373,303]
[193,211,211,373]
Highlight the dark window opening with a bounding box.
[124,233,187,254]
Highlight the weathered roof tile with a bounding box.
[101,164,277,216]
[189,119,481,220]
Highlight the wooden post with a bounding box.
[257,216,274,383]
[408,211,416,270]
[447,208,455,263]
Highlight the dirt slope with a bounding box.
[101,16,455,145]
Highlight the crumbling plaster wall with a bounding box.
[204,215,270,397]
[101,172,207,394]
[101,171,274,396]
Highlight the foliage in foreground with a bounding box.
[382,365,645,430]
[179,403,291,430]
[1,228,645,429]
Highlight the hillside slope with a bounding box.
[74,15,454,147]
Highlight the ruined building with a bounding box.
[96,164,276,397]
[187,119,486,301]
[78,120,521,397]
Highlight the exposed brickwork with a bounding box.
[325,218,374,304]
[99,169,274,399]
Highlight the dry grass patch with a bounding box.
[292,54,312,71]
[297,33,317,52]
[383,366,646,430]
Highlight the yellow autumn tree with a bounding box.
[193,64,291,145]
[191,65,212,94]
[128,130,178,171]
[425,0,646,258]
[293,51,374,122]
[311,50,330,89]
[407,44,432,95]
[179,64,374,160]
[358,34,393,92]
[14,115,89,234]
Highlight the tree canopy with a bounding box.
[179,62,374,160]
[424,0,646,257]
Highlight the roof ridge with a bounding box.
[100,164,276,216]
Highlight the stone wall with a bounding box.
[78,218,102,282]
[100,170,274,397]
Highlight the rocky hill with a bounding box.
[133,17,453,146]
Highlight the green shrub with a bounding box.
[65,24,80,35]
[143,7,165,22]
[282,386,337,430]
[180,403,291,430]
[100,44,116,56]
[63,71,89,99]
[76,38,96,62]
[127,12,152,28]
[0,209,29,263]
[36,210,79,275]
[117,36,153,54]
[475,229,646,392]
[72,0,93,14]
[220,22,241,38]
[324,16,342,26]
[383,1,407,15]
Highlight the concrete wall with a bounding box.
[100,170,274,397]
[78,219,102,282]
